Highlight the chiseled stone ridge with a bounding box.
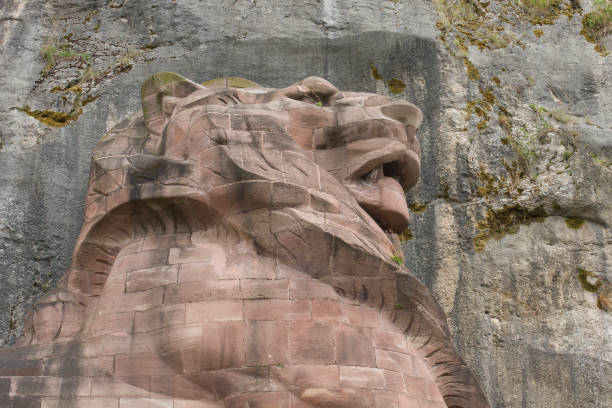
[0,73,488,407]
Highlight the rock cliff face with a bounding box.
[0,0,610,407]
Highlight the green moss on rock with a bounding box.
[598,290,611,311]
[464,58,480,80]
[477,164,499,197]
[473,205,546,251]
[369,63,384,80]
[16,105,82,127]
[408,203,428,213]
[580,0,612,56]
[202,77,261,89]
[498,111,512,134]
[387,78,406,94]
[398,227,414,242]
[439,181,451,200]
[577,268,602,292]
[565,217,584,229]
[482,86,495,105]
[391,255,404,265]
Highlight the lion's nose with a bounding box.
[380,101,423,129]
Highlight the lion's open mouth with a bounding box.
[344,148,420,234]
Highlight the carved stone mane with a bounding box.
[1,73,489,408]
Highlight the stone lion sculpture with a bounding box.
[0,73,489,408]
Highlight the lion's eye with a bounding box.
[286,92,317,105]
[276,85,326,107]
[301,91,323,106]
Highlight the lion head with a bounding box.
[14,73,489,408]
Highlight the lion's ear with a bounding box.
[141,72,204,137]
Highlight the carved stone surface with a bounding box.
[0,73,488,408]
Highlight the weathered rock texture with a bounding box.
[0,0,610,407]
[0,73,488,407]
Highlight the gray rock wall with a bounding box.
[0,0,610,407]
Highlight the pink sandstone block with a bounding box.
[375,390,399,408]
[270,364,340,390]
[174,400,224,408]
[178,263,218,282]
[42,356,115,378]
[149,375,214,400]
[134,304,186,333]
[289,322,335,365]
[96,287,164,315]
[246,321,289,366]
[240,279,289,299]
[402,376,427,401]
[374,329,408,353]
[82,332,156,357]
[289,279,340,301]
[11,376,91,397]
[339,366,385,389]
[41,397,120,408]
[157,324,203,355]
[224,391,291,408]
[90,312,135,336]
[384,369,405,393]
[190,367,270,399]
[220,255,276,280]
[125,265,178,293]
[375,349,414,375]
[142,233,191,251]
[245,300,310,321]
[115,353,176,377]
[169,246,213,264]
[164,281,240,304]
[202,322,245,370]
[397,393,426,408]
[185,301,243,323]
[119,398,173,408]
[115,250,169,273]
[336,326,375,366]
[92,377,151,398]
[424,379,446,403]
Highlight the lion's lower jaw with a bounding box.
[344,178,411,234]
